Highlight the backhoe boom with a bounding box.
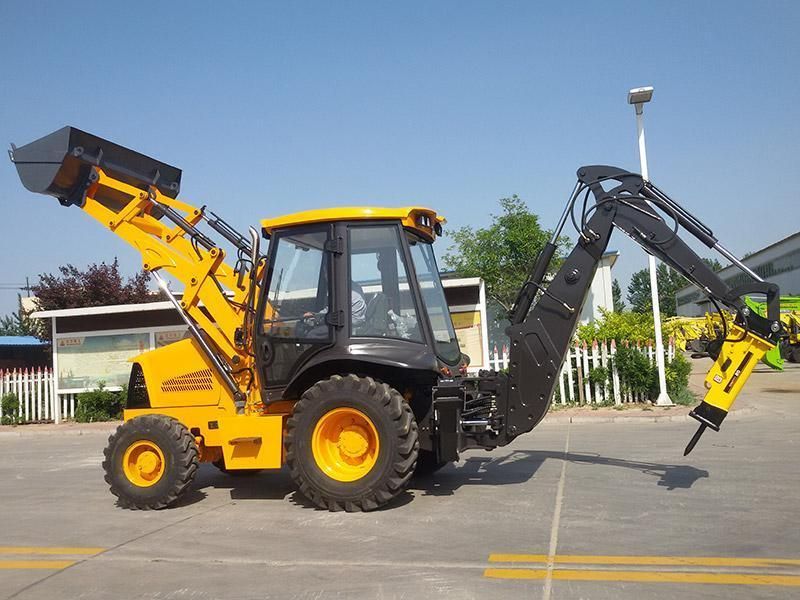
[498,166,783,452]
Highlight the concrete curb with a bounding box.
[541,405,758,425]
[0,423,120,438]
[0,406,761,438]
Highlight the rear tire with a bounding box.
[103,415,198,510]
[285,374,418,512]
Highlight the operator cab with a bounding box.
[257,207,463,401]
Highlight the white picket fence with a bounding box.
[490,338,676,405]
[0,368,77,424]
[2,337,675,424]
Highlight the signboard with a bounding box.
[155,329,191,347]
[57,333,150,391]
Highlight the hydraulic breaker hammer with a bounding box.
[684,324,774,454]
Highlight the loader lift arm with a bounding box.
[495,165,783,454]
[9,127,265,412]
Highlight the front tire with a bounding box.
[103,415,198,510]
[285,375,418,512]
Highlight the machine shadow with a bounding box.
[192,464,296,501]
[411,450,709,496]
[193,464,416,510]
[186,451,708,507]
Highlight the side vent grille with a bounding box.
[161,368,214,393]
[127,363,150,408]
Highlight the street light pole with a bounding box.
[629,87,672,406]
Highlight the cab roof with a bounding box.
[261,206,445,240]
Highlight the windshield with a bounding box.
[408,236,461,364]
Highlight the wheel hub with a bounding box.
[312,407,380,482]
[337,425,370,459]
[122,440,165,487]
[137,451,159,475]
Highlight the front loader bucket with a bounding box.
[9,126,181,205]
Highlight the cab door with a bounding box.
[257,226,336,389]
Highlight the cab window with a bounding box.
[262,230,331,340]
[348,225,422,342]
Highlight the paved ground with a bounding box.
[0,360,798,599]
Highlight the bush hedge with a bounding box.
[582,345,694,405]
[75,384,126,423]
[1,393,20,425]
[576,309,695,404]
[577,308,686,345]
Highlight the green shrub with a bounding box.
[611,348,693,404]
[1,393,20,425]
[577,309,656,344]
[670,386,697,406]
[614,345,657,397]
[587,366,609,387]
[75,384,126,423]
[577,308,685,345]
[665,352,692,395]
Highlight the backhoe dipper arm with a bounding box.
[501,166,783,452]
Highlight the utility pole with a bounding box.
[628,86,672,406]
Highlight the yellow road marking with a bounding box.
[0,546,104,556]
[484,568,800,586]
[489,554,800,568]
[0,560,76,570]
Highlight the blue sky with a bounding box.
[1,1,798,315]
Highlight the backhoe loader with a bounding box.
[9,127,784,511]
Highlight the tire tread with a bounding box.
[285,375,418,512]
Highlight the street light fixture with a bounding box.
[628,86,654,106]
[627,85,672,406]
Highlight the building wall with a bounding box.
[0,346,50,370]
[442,277,490,372]
[676,232,800,317]
[579,253,618,324]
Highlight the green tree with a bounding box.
[626,263,686,316]
[627,256,725,316]
[0,296,42,337]
[626,269,652,314]
[612,279,625,312]
[443,196,564,310]
[702,257,724,272]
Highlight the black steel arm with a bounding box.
[497,166,783,447]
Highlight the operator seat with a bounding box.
[358,293,389,337]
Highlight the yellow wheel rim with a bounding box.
[312,407,380,482]
[122,440,166,487]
